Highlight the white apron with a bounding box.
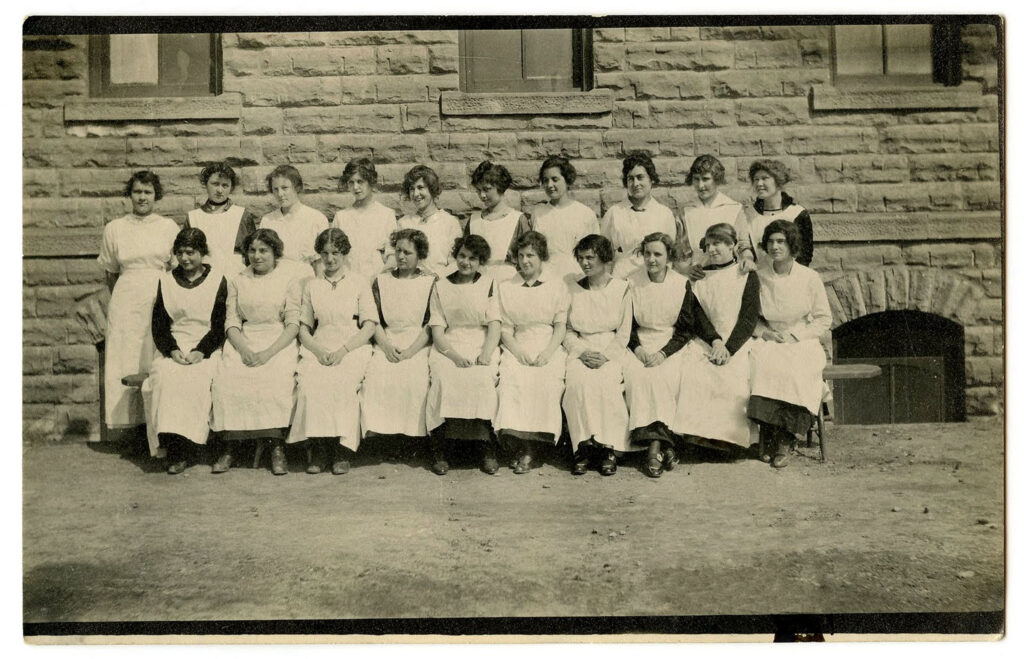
[601,199,677,279]
[332,201,397,281]
[531,201,600,284]
[468,210,521,283]
[187,204,247,275]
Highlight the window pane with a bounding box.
[109,34,158,84]
[885,25,932,75]
[463,30,524,91]
[835,25,883,76]
[160,34,212,87]
[522,30,573,90]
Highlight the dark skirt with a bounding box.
[498,429,555,451]
[747,395,815,436]
[438,418,493,442]
[222,428,286,441]
[629,421,675,448]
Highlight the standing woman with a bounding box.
[145,227,228,473]
[601,151,678,279]
[210,228,302,475]
[738,160,813,269]
[493,231,570,474]
[465,160,523,283]
[623,233,691,478]
[747,220,831,468]
[332,157,398,281]
[97,171,180,436]
[289,228,376,475]
[671,223,760,456]
[562,234,633,476]
[530,155,600,283]
[360,228,437,450]
[184,161,259,275]
[677,155,747,280]
[426,234,503,475]
[259,165,330,279]
[397,165,463,276]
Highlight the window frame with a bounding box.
[457,28,593,94]
[829,23,962,89]
[88,33,223,99]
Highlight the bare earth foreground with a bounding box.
[24,417,1004,626]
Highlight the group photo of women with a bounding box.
[99,150,831,477]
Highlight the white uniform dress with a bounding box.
[748,262,832,431]
[97,213,179,429]
[562,277,633,452]
[425,273,501,435]
[332,201,397,281]
[360,270,437,437]
[397,209,463,277]
[466,208,523,283]
[210,265,301,435]
[622,269,689,442]
[601,198,677,278]
[288,273,374,451]
[530,201,600,283]
[672,263,760,448]
[185,201,251,275]
[493,272,570,441]
[259,203,330,279]
[680,192,745,257]
[143,266,227,455]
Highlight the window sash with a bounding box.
[459,28,591,93]
[89,34,221,98]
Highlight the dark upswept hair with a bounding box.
[242,228,285,262]
[748,159,791,187]
[199,162,239,189]
[402,164,441,199]
[390,228,429,260]
[513,230,549,262]
[685,154,726,186]
[621,151,660,187]
[341,157,378,187]
[172,227,210,256]
[123,170,164,201]
[265,164,304,193]
[452,234,492,263]
[538,155,577,187]
[699,222,739,251]
[573,234,615,264]
[314,228,352,256]
[471,160,513,194]
[759,219,803,259]
[634,232,678,262]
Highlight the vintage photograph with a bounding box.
[21,15,1004,640]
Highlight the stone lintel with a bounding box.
[811,81,985,111]
[441,90,615,116]
[64,94,243,122]
[817,212,1002,242]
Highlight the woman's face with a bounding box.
[394,238,420,273]
[517,245,542,280]
[765,232,792,263]
[625,165,653,205]
[319,242,344,278]
[642,240,669,277]
[205,172,233,205]
[576,248,608,280]
[129,180,156,216]
[455,246,481,278]
[692,172,718,203]
[475,183,503,211]
[248,239,277,274]
[176,246,204,274]
[347,172,372,203]
[704,237,735,266]
[751,170,778,200]
[540,167,568,204]
[271,176,300,212]
[409,178,435,213]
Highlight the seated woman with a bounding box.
[210,228,302,475]
[671,223,761,457]
[493,231,570,474]
[465,160,523,283]
[747,219,832,468]
[426,234,502,475]
[144,227,228,474]
[288,228,376,475]
[737,160,813,269]
[360,228,437,453]
[562,234,633,476]
[623,233,691,478]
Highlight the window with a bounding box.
[831,24,962,87]
[88,34,221,98]
[459,29,592,93]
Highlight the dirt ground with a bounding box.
[23,417,1004,625]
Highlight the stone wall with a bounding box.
[22,22,1004,441]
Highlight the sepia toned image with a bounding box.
[21,15,1004,641]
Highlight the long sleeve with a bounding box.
[724,273,761,355]
[427,284,447,329]
[674,214,693,261]
[283,279,304,327]
[661,287,698,358]
[224,277,242,332]
[233,210,261,256]
[298,283,316,329]
[195,277,229,357]
[795,210,813,266]
[605,284,632,360]
[682,285,722,346]
[150,282,179,357]
[97,221,119,273]
[792,269,832,341]
[562,317,585,358]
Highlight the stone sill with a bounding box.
[441,90,614,116]
[811,81,985,111]
[63,94,243,122]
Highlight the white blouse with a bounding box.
[756,262,832,341]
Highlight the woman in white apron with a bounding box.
[143,228,228,473]
[289,228,375,475]
[259,165,330,281]
[210,228,302,475]
[623,233,691,478]
[332,157,399,281]
[184,162,258,275]
[426,234,502,475]
[530,156,600,284]
[360,228,437,448]
[494,231,570,474]
[748,219,832,468]
[677,155,747,280]
[562,234,633,476]
[97,171,180,435]
[465,160,522,283]
[396,165,463,277]
[671,223,761,457]
[737,159,814,269]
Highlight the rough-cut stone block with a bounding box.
[594,73,637,100]
[126,137,198,167]
[858,269,888,314]
[783,126,878,156]
[22,46,86,80]
[54,345,97,374]
[428,44,459,74]
[965,326,994,356]
[828,274,867,322]
[227,76,342,107]
[23,376,75,405]
[594,28,625,42]
[23,261,67,286]
[700,26,762,41]
[901,245,931,265]
[961,182,1001,211]
[35,284,107,318]
[972,297,1002,323]
[224,47,292,77]
[373,74,453,103]
[908,268,937,312]
[23,347,53,376]
[624,27,672,42]
[736,97,809,126]
[973,243,1001,269]
[799,39,829,67]
[65,260,106,285]
[23,79,86,108]
[260,135,319,164]
[577,132,605,159]
[787,184,857,213]
[625,41,734,72]
[980,268,1002,297]
[373,135,429,163]
[711,68,828,98]
[735,41,801,69]
[928,244,974,268]
[24,318,69,346]
[761,25,830,41]
[527,114,613,131]
[883,267,911,311]
[24,137,126,169]
[594,44,625,72]
[640,100,735,130]
[285,106,401,134]
[24,169,60,198]
[669,27,700,41]
[154,120,241,138]
[960,124,999,152]
[966,357,1004,386]
[337,76,377,104]
[401,103,441,133]
[239,107,283,135]
[908,153,999,182]
[377,45,429,75]
[602,129,661,158]
[858,183,962,213]
[880,125,961,154]
[812,155,908,184]
[441,90,616,115]
[836,245,885,269]
[486,134,519,161]
[966,386,1002,416]
[824,285,846,327]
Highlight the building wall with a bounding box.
[22,23,1004,442]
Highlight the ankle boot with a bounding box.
[332,443,352,475]
[429,436,449,475]
[481,441,499,475]
[165,435,187,475]
[270,439,288,475]
[211,442,233,473]
[306,439,324,474]
[571,444,590,475]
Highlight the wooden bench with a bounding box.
[810,364,883,462]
